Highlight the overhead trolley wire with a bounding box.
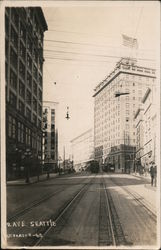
[44,38,155,52]
[44,49,155,62]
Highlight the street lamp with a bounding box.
[24,149,32,183]
[66,106,70,120]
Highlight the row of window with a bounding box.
[9,89,42,116]
[9,91,42,124]
[9,70,42,100]
[5,8,43,49]
[8,115,41,150]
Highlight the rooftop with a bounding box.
[93,57,156,97]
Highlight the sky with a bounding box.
[42,1,159,159]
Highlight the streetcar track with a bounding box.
[122,187,157,222]
[8,175,92,222]
[33,175,97,246]
[109,177,157,222]
[8,186,68,222]
[99,176,130,246]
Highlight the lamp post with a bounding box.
[24,149,32,183]
[47,155,50,179]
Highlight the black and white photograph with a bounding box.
[0,0,160,249]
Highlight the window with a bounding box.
[27,38,32,53]
[33,48,38,63]
[11,9,19,25]
[38,104,42,117]
[51,132,55,137]
[5,62,8,82]
[20,22,26,40]
[51,124,55,130]
[33,98,37,112]
[27,72,32,88]
[26,90,31,105]
[9,91,17,108]
[18,122,24,143]
[10,48,17,69]
[20,42,26,61]
[51,154,55,160]
[26,107,31,121]
[33,81,37,96]
[33,114,37,125]
[51,139,55,144]
[38,89,42,101]
[19,81,25,98]
[5,15,9,36]
[11,26,18,49]
[27,55,32,70]
[33,65,37,79]
[28,21,33,34]
[5,39,9,58]
[10,70,17,90]
[8,115,16,139]
[25,127,31,146]
[18,100,25,114]
[38,119,41,129]
[51,109,55,115]
[19,61,25,78]
[38,74,42,87]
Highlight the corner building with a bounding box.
[93,58,156,173]
[5,7,47,180]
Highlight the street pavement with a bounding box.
[6,172,157,247]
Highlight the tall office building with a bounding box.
[93,58,156,173]
[5,7,47,180]
[42,102,58,171]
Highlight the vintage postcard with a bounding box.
[0,0,160,249]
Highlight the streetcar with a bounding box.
[89,160,99,173]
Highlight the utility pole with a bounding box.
[64,146,65,173]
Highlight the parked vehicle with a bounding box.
[103,163,115,173]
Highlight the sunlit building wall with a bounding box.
[42,102,58,171]
[93,57,156,172]
[71,129,94,172]
[141,86,157,168]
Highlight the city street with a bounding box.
[7,172,157,247]
[3,4,159,250]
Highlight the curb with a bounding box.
[7,173,60,186]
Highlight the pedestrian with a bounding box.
[149,162,155,186]
[153,163,157,187]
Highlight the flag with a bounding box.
[122,34,138,49]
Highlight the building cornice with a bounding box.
[93,70,156,97]
[93,58,156,97]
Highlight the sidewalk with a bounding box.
[132,172,150,181]
[131,172,157,192]
[7,172,60,186]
